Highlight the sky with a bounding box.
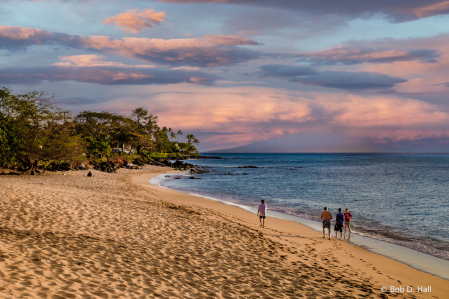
[1,0,449,152]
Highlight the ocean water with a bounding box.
[159,153,449,261]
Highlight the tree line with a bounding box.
[0,87,200,172]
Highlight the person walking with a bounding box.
[334,208,344,240]
[257,200,267,228]
[343,208,353,236]
[321,207,332,239]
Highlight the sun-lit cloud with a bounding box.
[203,34,260,45]
[0,26,261,67]
[327,94,449,128]
[343,35,449,94]
[396,1,449,19]
[2,1,449,152]
[76,84,449,151]
[254,64,318,78]
[78,35,260,67]
[0,66,217,86]
[103,9,166,34]
[153,0,449,21]
[53,55,155,68]
[171,66,200,71]
[296,46,440,65]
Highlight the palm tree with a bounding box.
[158,127,170,153]
[169,127,176,140]
[186,134,195,145]
[176,130,183,143]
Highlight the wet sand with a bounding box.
[0,166,447,298]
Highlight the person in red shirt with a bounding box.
[343,208,352,236]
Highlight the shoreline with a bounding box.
[153,173,449,272]
[134,169,449,298]
[154,172,449,280]
[0,166,447,298]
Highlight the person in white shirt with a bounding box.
[257,199,267,228]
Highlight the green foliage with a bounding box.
[130,107,159,154]
[75,111,134,157]
[186,134,200,146]
[0,115,19,165]
[147,152,168,158]
[0,87,88,170]
[0,87,201,172]
[84,136,112,156]
[91,157,108,164]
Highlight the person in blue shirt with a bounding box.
[334,208,344,240]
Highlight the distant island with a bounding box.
[206,130,449,154]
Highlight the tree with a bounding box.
[34,120,87,173]
[130,107,159,153]
[75,111,134,157]
[131,107,158,135]
[176,130,183,141]
[186,134,200,146]
[157,126,171,153]
[0,115,19,166]
[169,127,176,141]
[0,88,88,173]
[1,87,202,169]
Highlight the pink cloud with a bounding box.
[152,0,449,22]
[0,66,216,86]
[396,1,449,18]
[0,26,50,40]
[327,94,449,128]
[53,55,155,68]
[0,26,261,67]
[171,66,200,71]
[77,34,260,67]
[84,85,449,150]
[296,46,440,65]
[347,35,449,93]
[103,9,166,34]
[204,34,260,45]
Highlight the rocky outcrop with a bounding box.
[94,161,121,173]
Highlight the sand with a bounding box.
[0,166,447,298]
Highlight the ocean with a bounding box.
[156,153,449,262]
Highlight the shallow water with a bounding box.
[160,153,449,260]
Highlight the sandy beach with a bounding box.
[0,166,447,298]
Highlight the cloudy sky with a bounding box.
[1,0,449,152]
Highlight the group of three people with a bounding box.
[257,200,353,240]
[321,207,352,240]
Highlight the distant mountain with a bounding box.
[205,130,449,153]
